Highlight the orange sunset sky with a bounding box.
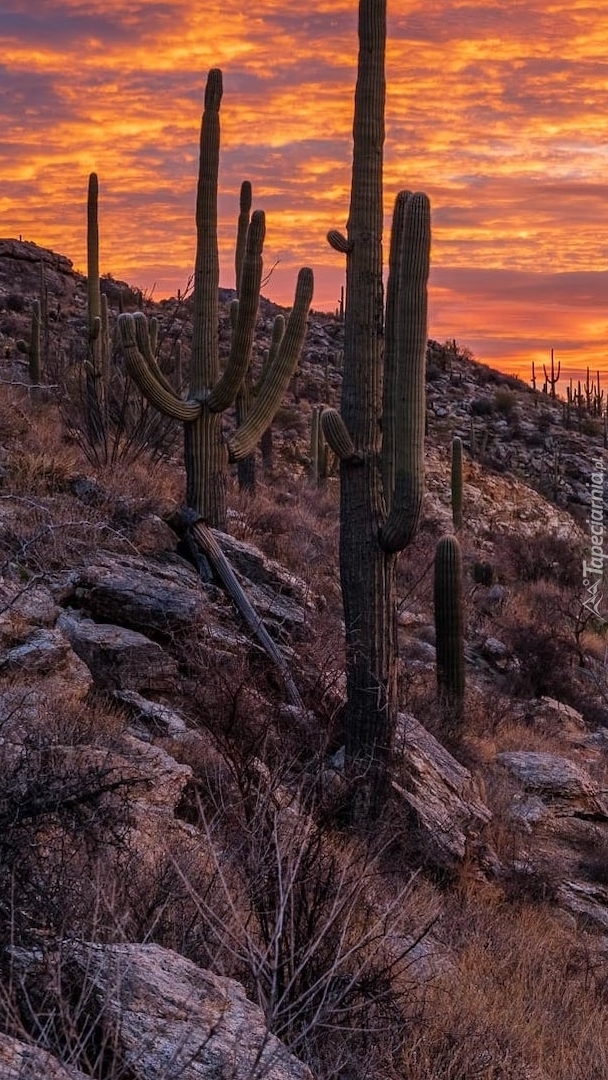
[2,0,608,383]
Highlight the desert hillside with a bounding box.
[0,239,607,1079]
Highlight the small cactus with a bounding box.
[451,435,463,530]
[434,535,465,729]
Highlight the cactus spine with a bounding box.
[325,0,430,813]
[118,70,313,527]
[434,535,465,728]
[451,435,463,530]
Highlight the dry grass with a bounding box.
[401,898,608,1080]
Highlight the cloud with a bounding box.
[2,0,607,379]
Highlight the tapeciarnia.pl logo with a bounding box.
[582,456,606,621]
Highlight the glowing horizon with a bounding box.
[2,0,608,381]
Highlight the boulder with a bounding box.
[0,1033,88,1079]
[114,690,188,738]
[496,751,608,817]
[0,582,59,638]
[57,610,178,692]
[55,553,208,638]
[393,713,492,865]
[13,943,314,1080]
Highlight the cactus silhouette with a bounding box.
[118,70,313,527]
[323,0,430,814]
[543,349,560,399]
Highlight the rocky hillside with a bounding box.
[0,239,608,1079]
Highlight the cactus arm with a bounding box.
[264,314,285,374]
[379,192,430,554]
[118,313,201,422]
[208,210,265,412]
[327,230,353,254]
[380,190,411,504]
[148,316,159,357]
[132,312,176,397]
[235,180,252,289]
[100,291,112,388]
[228,267,313,461]
[321,407,361,462]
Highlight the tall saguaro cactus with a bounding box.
[323,0,431,814]
[118,70,313,528]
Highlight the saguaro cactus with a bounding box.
[17,300,42,396]
[323,0,431,814]
[543,348,560,399]
[86,172,106,441]
[118,70,313,527]
[434,535,465,729]
[451,435,463,530]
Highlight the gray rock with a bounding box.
[0,628,74,675]
[15,943,314,1080]
[480,636,509,661]
[393,713,492,865]
[496,751,608,816]
[0,1033,88,1079]
[55,552,208,637]
[114,690,188,737]
[58,610,178,692]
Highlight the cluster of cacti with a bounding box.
[451,435,463,530]
[565,370,605,429]
[584,368,604,414]
[118,70,313,527]
[434,535,465,729]
[322,0,431,813]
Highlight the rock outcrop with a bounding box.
[9,943,314,1080]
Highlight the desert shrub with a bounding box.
[5,292,25,313]
[537,409,553,433]
[580,416,602,437]
[499,530,583,587]
[171,758,428,1080]
[472,560,495,586]
[494,387,517,415]
[470,397,494,417]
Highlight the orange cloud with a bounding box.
[2,0,607,380]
